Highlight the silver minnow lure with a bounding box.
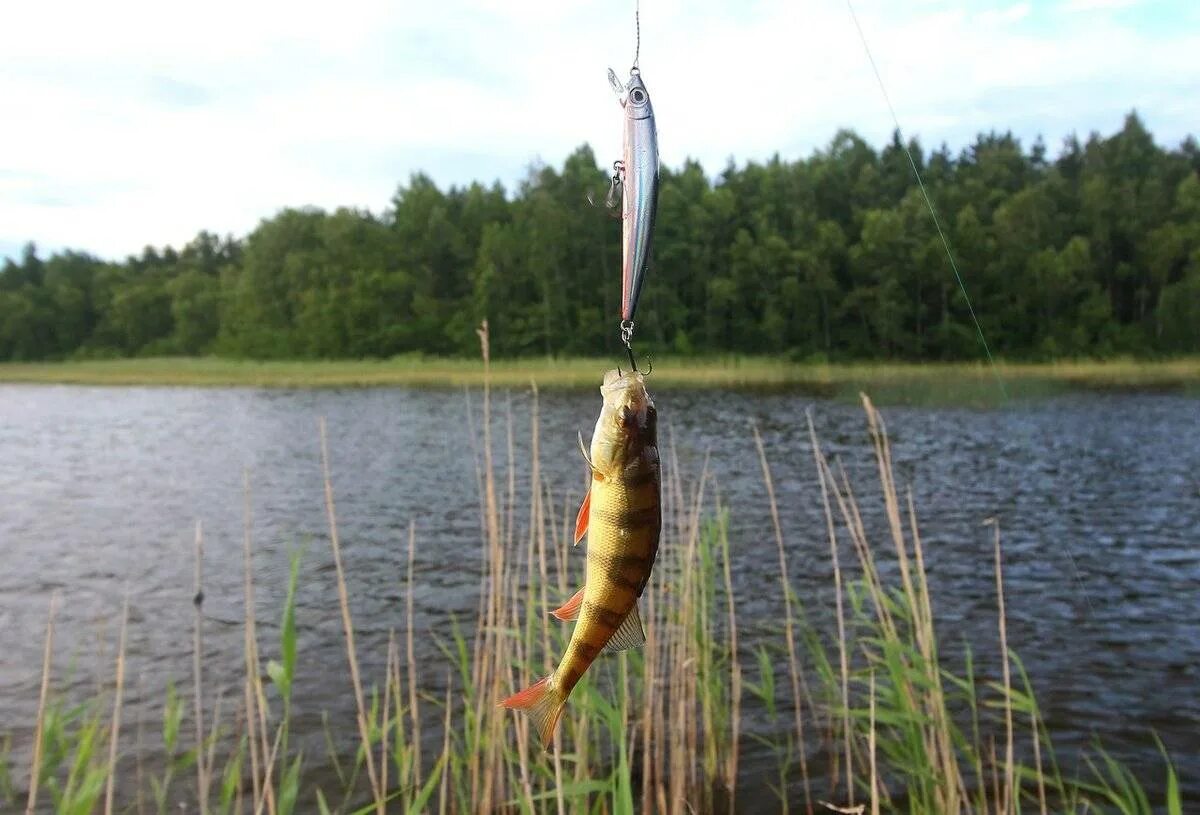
[608,68,659,326]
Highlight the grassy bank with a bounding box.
[1,371,1183,812]
[1,355,1198,402]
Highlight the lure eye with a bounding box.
[630,88,646,104]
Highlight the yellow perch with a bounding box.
[500,368,661,746]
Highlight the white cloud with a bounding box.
[0,0,1196,259]
[1062,0,1141,11]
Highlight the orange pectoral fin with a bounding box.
[550,587,585,621]
[574,489,590,546]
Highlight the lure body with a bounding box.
[500,369,661,746]
[611,69,660,325]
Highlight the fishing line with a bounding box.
[844,0,1006,402]
[633,0,641,72]
[843,0,1095,615]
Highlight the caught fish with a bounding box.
[608,68,660,327]
[500,369,662,746]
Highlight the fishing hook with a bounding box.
[620,320,652,376]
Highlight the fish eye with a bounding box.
[630,88,646,104]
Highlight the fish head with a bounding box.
[590,368,657,473]
[623,73,654,121]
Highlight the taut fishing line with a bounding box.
[844,0,1006,401]
[633,0,640,72]
[842,0,1095,613]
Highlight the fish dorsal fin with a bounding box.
[574,490,590,546]
[602,602,646,653]
[550,587,585,621]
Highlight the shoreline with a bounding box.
[0,356,1197,400]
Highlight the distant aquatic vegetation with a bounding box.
[1,355,1199,405]
[1,342,1185,813]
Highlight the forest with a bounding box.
[2,112,1198,362]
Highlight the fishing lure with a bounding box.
[607,67,659,348]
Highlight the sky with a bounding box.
[2,0,1197,263]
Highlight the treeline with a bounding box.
[2,112,1198,362]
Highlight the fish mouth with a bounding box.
[601,367,643,391]
[600,368,650,410]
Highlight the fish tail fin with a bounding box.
[499,675,568,748]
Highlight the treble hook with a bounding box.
[620,320,652,376]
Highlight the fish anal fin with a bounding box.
[551,587,585,621]
[602,602,646,653]
[574,490,590,546]
[498,676,567,748]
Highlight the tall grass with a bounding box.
[5,327,1185,813]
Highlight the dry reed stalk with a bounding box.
[862,400,933,713]
[508,576,535,807]
[683,443,709,805]
[814,418,912,811]
[530,403,566,815]
[573,714,590,811]
[497,414,524,806]
[868,410,946,809]
[527,387,561,813]
[990,519,1015,815]
[135,676,145,815]
[1031,706,1047,815]
[381,629,395,803]
[472,319,503,813]
[241,472,268,814]
[555,489,570,596]
[405,520,422,787]
[25,592,58,815]
[463,379,490,810]
[752,425,813,815]
[988,737,1001,815]
[192,520,210,815]
[388,628,406,791]
[505,397,517,558]
[233,706,244,815]
[868,672,879,815]
[807,411,853,805]
[829,458,894,641]
[523,382,540,705]
[205,692,224,807]
[906,489,967,810]
[862,398,967,811]
[438,671,452,815]
[665,437,687,815]
[720,495,742,813]
[862,398,922,631]
[103,595,129,815]
[319,419,383,813]
[241,675,261,809]
[652,542,667,815]
[255,721,289,815]
[640,576,656,815]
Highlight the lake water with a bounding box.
[1,384,1197,803]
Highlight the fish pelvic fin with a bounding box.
[602,602,646,653]
[551,587,585,621]
[499,675,567,748]
[574,490,590,546]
